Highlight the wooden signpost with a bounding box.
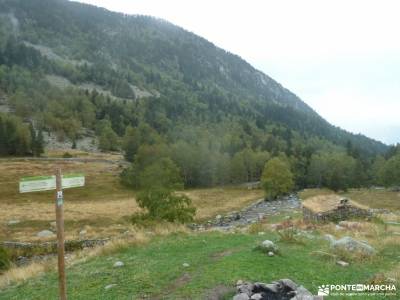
[19,170,85,300]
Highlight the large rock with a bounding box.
[237,282,254,296]
[113,261,124,267]
[323,234,336,246]
[234,279,316,300]
[332,236,376,256]
[260,240,278,252]
[233,293,250,300]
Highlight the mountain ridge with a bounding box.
[0,0,387,161]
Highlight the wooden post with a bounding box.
[55,169,67,300]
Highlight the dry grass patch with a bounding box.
[300,188,400,211]
[385,264,400,284]
[183,187,264,221]
[379,235,400,248]
[298,188,334,200]
[0,260,55,289]
[1,198,140,241]
[45,149,123,161]
[0,160,130,205]
[0,157,135,241]
[1,157,265,241]
[343,189,400,211]
[302,194,368,213]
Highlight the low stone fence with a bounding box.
[1,239,109,255]
[303,205,372,223]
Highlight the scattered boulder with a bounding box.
[113,261,124,267]
[332,236,376,256]
[295,230,315,240]
[338,221,362,230]
[182,263,190,268]
[237,282,254,296]
[79,229,87,236]
[260,240,278,252]
[234,279,315,300]
[236,280,244,286]
[323,234,335,246]
[7,220,20,225]
[105,284,117,290]
[335,225,344,231]
[233,293,250,300]
[336,260,349,267]
[268,251,274,257]
[37,230,55,238]
[232,212,241,221]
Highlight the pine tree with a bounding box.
[35,129,44,156]
[29,123,36,156]
[0,116,5,156]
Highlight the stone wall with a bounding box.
[1,239,109,254]
[303,205,372,223]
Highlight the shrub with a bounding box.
[0,246,10,272]
[247,222,265,234]
[136,188,195,223]
[132,158,196,223]
[62,152,73,158]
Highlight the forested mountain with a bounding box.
[0,0,392,189]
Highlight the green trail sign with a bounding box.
[19,174,85,193]
[19,175,56,193]
[18,169,85,300]
[61,173,85,189]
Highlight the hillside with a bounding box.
[0,0,387,146]
[0,0,390,190]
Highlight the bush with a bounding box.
[277,227,304,244]
[0,246,11,272]
[132,158,196,223]
[62,152,73,158]
[136,188,195,223]
[247,222,265,234]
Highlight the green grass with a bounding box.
[1,232,398,299]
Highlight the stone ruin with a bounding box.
[233,279,321,300]
[302,195,371,223]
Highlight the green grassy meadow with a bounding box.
[1,231,398,299]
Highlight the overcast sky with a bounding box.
[75,0,399,145]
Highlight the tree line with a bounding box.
[0,112,43,156]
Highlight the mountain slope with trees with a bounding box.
[0,0,395,191]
